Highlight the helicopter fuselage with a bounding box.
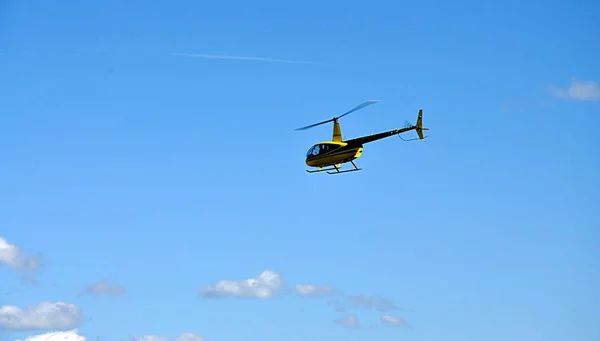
[305,141,363,168]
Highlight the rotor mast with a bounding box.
[294,100,380,142]
[332,118,342,142]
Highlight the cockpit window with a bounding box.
[306,144,339,158]
[306,145,319,157]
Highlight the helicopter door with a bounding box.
[319,144,331,154]
[306,144,335,159]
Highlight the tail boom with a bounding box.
[343,109,428,146]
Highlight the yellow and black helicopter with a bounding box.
[295,100,428,174]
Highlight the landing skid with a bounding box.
[327,160,361,174]
[306,161,361,175]
[306,167,335,173]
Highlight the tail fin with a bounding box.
[415,109,428,140]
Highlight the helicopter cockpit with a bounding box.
[306,143,341,159]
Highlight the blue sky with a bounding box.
[1,0,599,340]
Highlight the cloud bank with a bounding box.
[16,329,85,341]
[199,269,284,299]
[17,331,205,341]
[198,269,409,330]
[134,333,205,341]
[294,284,339,296]
[0,301,82,331]
[0,237,42,271]
[380,314,408,327]
[549,78,600,101]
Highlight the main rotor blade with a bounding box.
[294,100,379,131]
[294,117,335,131]
[337,100,380,119]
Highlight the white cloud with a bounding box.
[294,284,338,296]
[83,279,125,296]
[134,333,205,341]
[16,329,85,341]
[334,314,360,329]
[199,269,283,299]
[380,315,407,327]
[0,301,82,330]
[17,331,204,341]
[196,269,405,331]
[134,336,170,341]
[175,332,206,341]
[0,237,42,271]
[549,78,600,101]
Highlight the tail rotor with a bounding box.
[399,109,429,141]
[415,109,428,140]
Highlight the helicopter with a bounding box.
[295,100,428,174]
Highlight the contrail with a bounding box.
[170,52,318,64]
